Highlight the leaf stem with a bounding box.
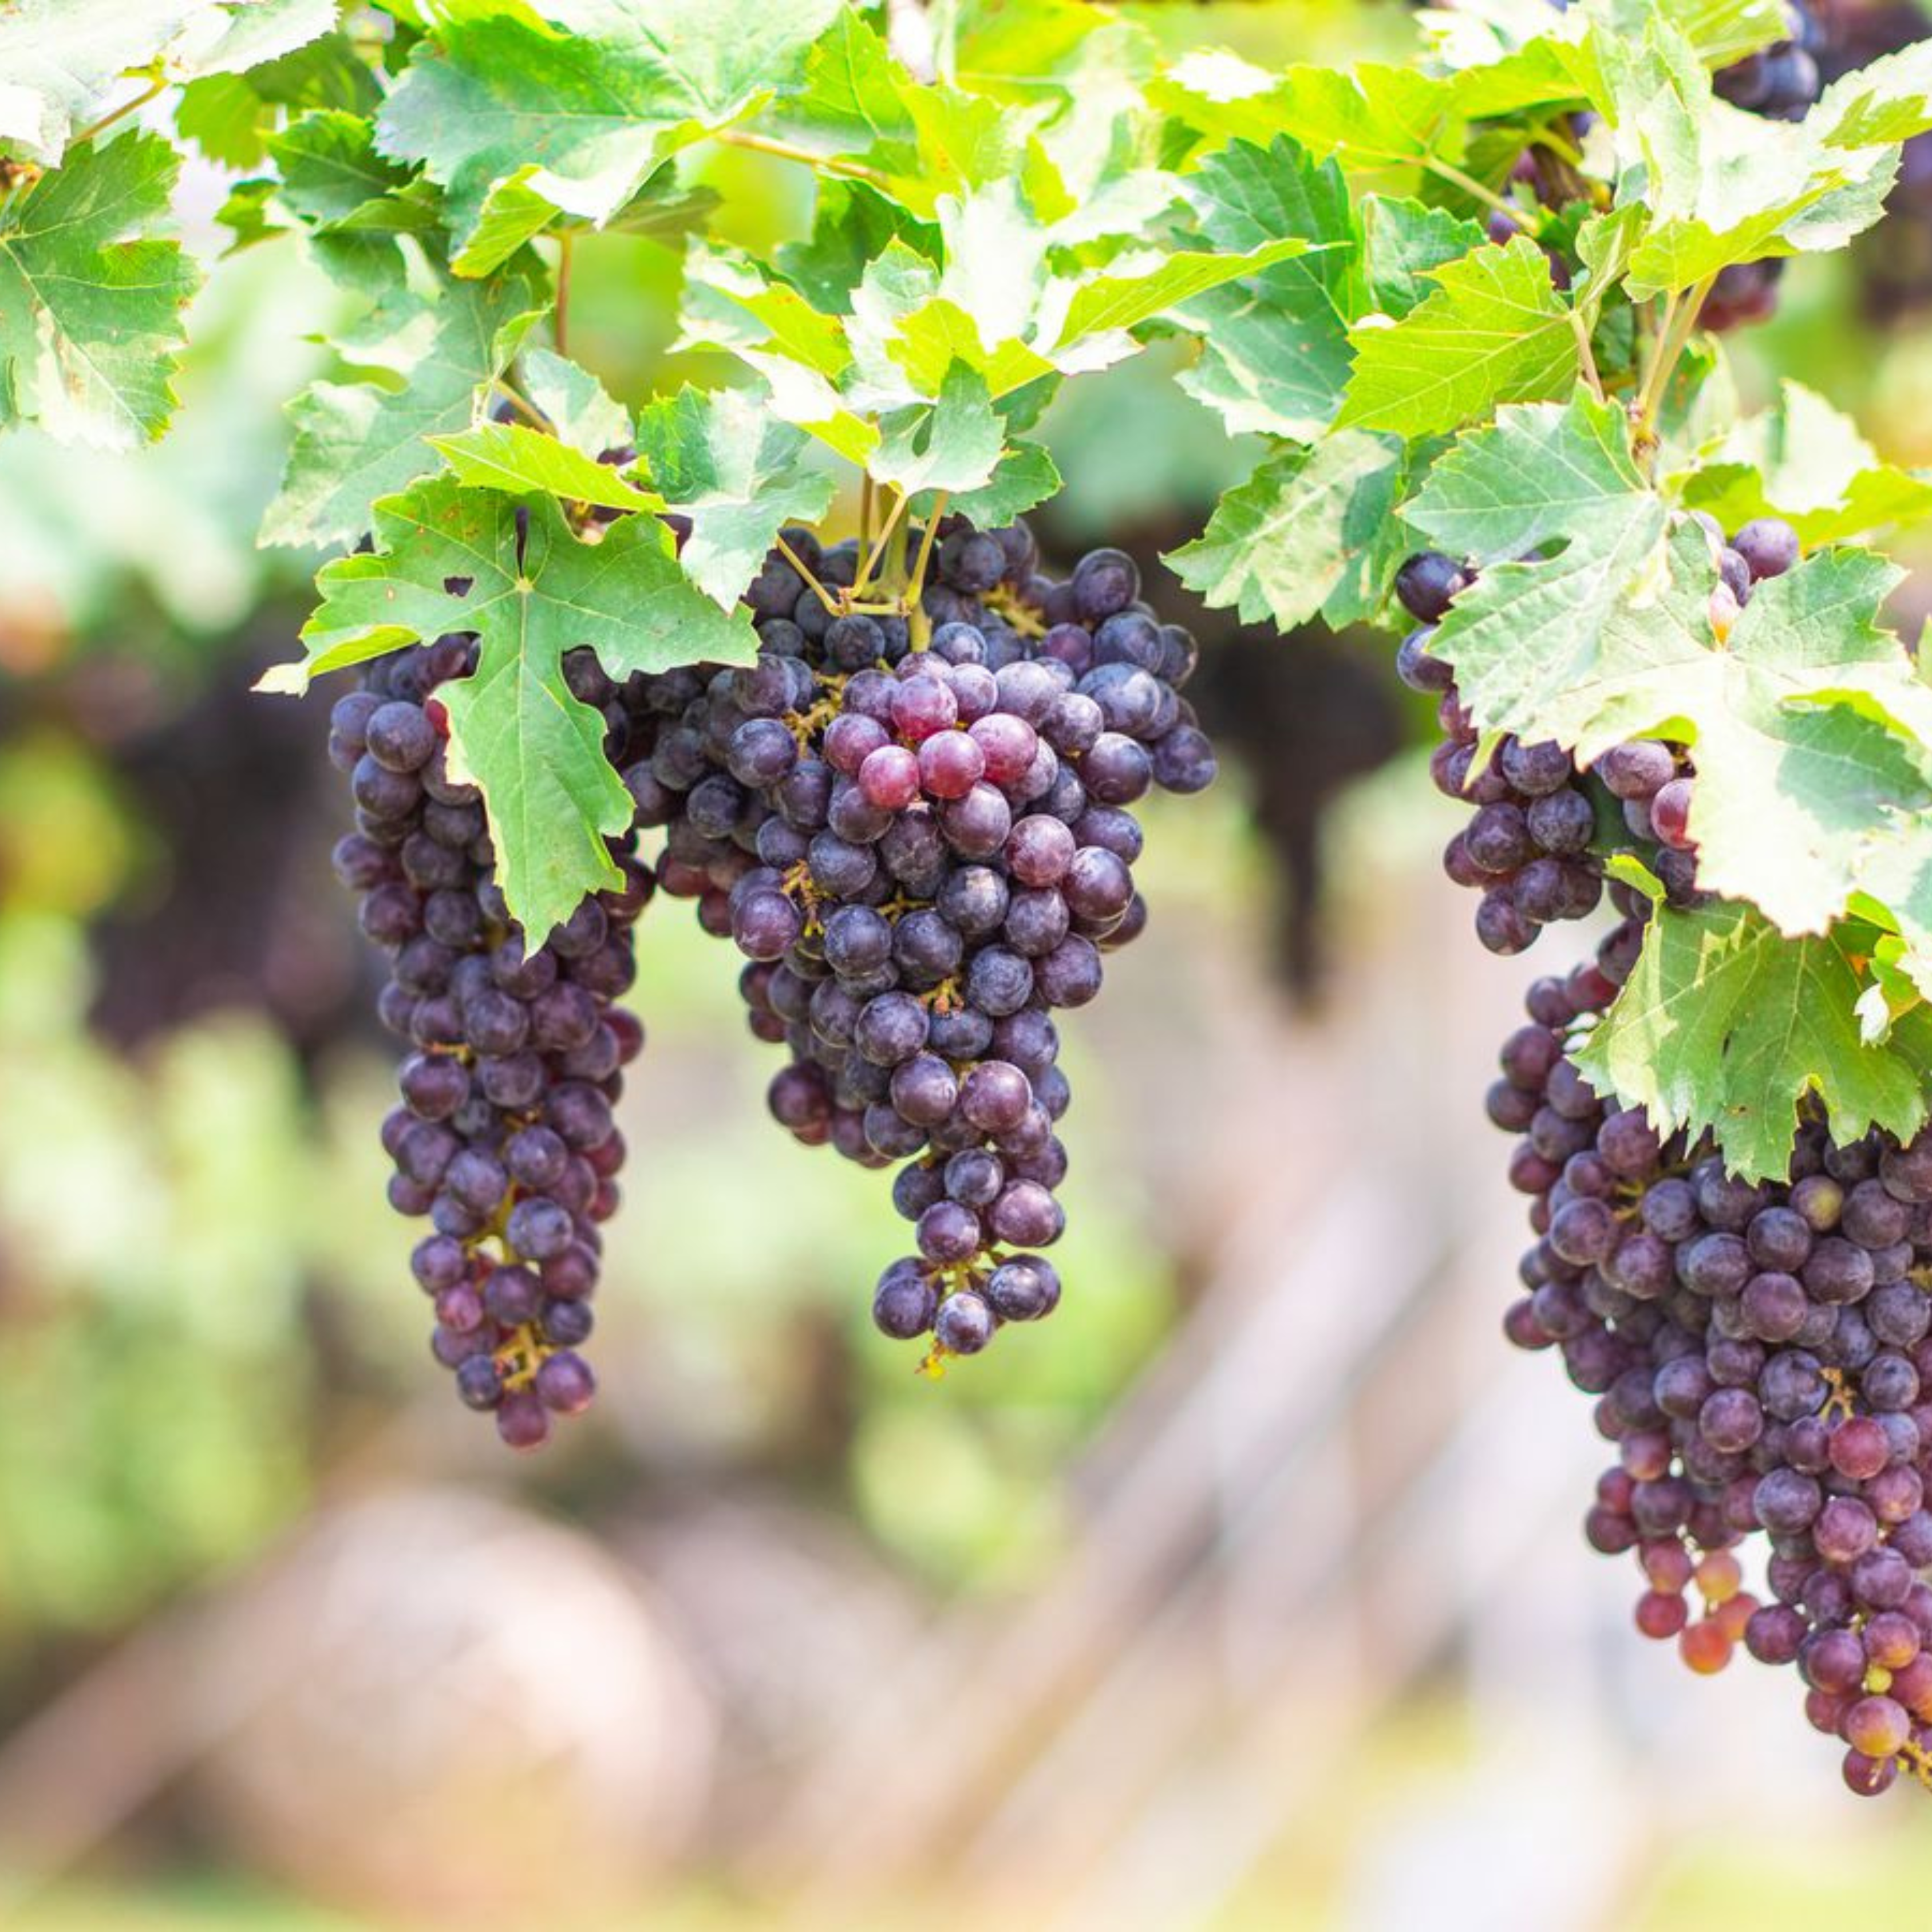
[778,535,841,615]
[902,493,948,646]
[1569,307,1606,406]
[714,129,891,187]
[490,378,554,433]
[860,471,875,555]
[1535,121,1587,170]
[70,74,167,149]
[1633,276,1714,446]
[554,230,574,357]
[852,487,909,602]
[1423,156,1524,230]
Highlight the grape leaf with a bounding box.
[174,73,273,168]
[1161,59,1459,174]
[519,346,629,457]
[1167,432,1408,629]
[931,439,1062,528]
[1336,237,1579,436]
[268,108,412,226]
[781,5,915,152]
[773,178,939,315]
[1601,16,1901,295]
[1674,380,1932,544]
[1575,896,1932,1180]
[765,12,1033,218]
[1361,196,1485,321]
[1817,38,1932,149]
[0,0,334,163]
[1852,836,1932,1009]
[0,131,201,449]
[630,385,836,609]
[0,0,204,163]
[375,0,843,268]
[261,264,546,549]
[270,477,754,938]
[429,421,663,512]
[1049,240,1317,354]
[1416,397,1932,935]
[168,0,336,80]
[1170,136,1362,440]
[1405,391,1668,693]
[871,364,1005,496]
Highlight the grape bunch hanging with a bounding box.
[1399,511,1932,1798]
[327,512,1214,1449]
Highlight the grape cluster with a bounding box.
[1496,957,1932,1797]
[624,516,1214,1365]
[327,638,654,1449]
[1396,513,1801,954]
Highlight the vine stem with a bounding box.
[777,535,841,615]
[554,231,574,357]
[852,487,909,603]
[714,129,892,185]
[69,76,167,148]
[859,472,876,555]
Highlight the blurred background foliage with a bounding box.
[9,1,1932,1927]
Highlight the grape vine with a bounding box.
[16,0,1932,1801]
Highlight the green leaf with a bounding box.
[0,131,200,449]
[451,171,562,278]
[1171,136,1362,440]
[0,0,338,162]
[773,177,939,315]
[1816,38,1932,149]
[429,421,663,512]
[519,346,630,457]
[1674,380,1932,544]
[270,477,755,938]
[0,0,202,163]
[1052,239,1318,351]
[1574,899,1932,1180]
[676,239,877,466]
[168,0,337,79]
[1602,15,1901,295]
[782,5,915,151]
[1168,432,1408,630]
[175,72,271,168]
[375,0,843,263]
[215,175,282,251]
[872,363,1005,496]
[268,108,411,227]
[895,86,1031,215]
[630,385,837,608]
[1336,236,1578,436]
[1415,396,1932,936]
[1360,195,1485,322]
[933,439,1061,528]
[262,264,545,549]
[1159,57,1456,173]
